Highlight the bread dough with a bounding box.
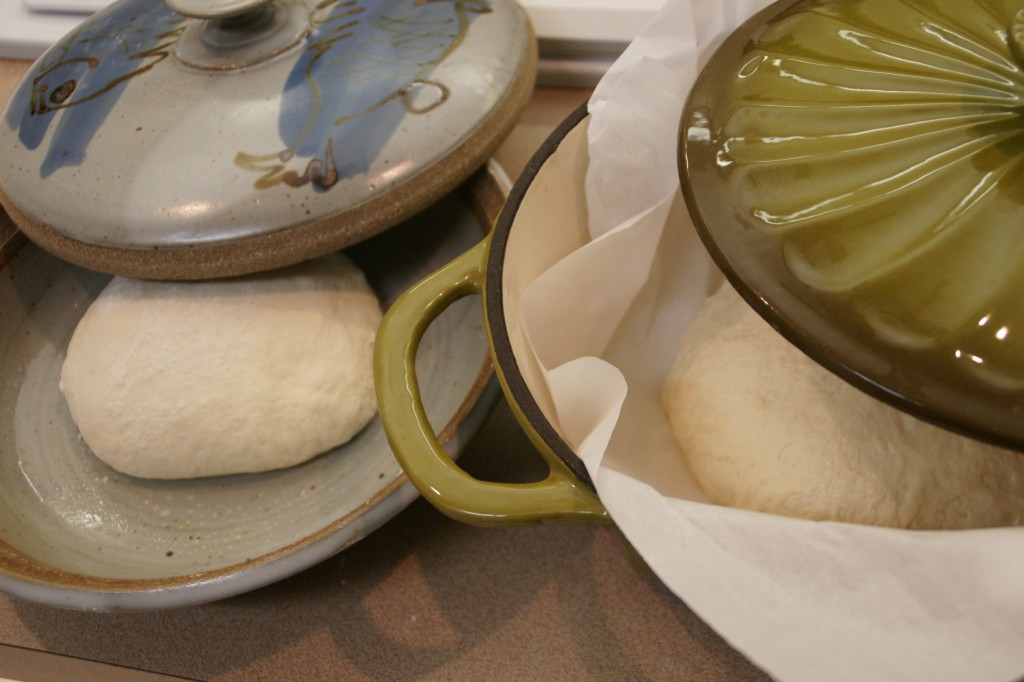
[663,284,1024,529]
[60,252,382,479]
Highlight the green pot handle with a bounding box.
[375,237,608,526]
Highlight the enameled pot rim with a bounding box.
[484,102,596,492]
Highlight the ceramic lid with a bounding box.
[680,0,1024,450]
[0,0,535,279]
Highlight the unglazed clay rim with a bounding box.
[0,28,536,281]
[0,164,507,612]
[678,0,1024,452]
[484,103,595,492]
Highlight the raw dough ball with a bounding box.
[662,284,1024,529]
[60,252,382,479]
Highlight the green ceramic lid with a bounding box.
[0,0,535,279]
[680,0,1024,449]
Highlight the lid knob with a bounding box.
[169,0,307,70]
[166,0,270,20]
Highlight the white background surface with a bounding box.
[0,0,662,84]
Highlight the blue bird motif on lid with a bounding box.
[3,0,490,190]
[236,0,491,190]
[4,1,184,178]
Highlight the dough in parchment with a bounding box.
[662,283,1024,529]
[60,252,381,479]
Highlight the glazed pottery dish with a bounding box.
[0,164,504,610]
[0,0,535,609]
[376,1,1024,680]
[0,0,535,279]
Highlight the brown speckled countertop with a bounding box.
[0,59,769,682]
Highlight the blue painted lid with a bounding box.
[0,0,535,278]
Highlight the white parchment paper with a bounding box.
[516,1,1024,680]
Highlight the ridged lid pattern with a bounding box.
[682,0,1024,449]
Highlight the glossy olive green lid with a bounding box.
[681,0,1024,449]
